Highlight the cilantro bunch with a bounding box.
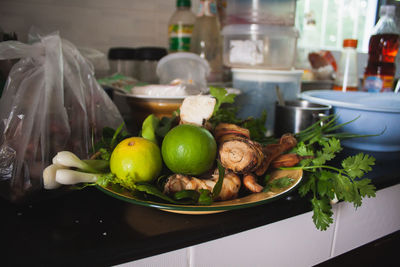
[287,136,376,231]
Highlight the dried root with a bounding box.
[271,153,305,168]
[255,134,298,176]
[215,123,264,174]
[163,170,241,201]
[243,173,263,193]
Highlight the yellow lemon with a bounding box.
[110,137,162,190]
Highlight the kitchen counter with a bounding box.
[1,148,399,266]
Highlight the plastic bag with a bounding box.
[0,30,124,202]
[78,47,110,78]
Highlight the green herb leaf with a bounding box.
[262,174,272,192]
[212,161,225,199]
[156,111,179,137]
[355,178,376,198]
[264,176,295,192]
[94,123,131,160]
[209,86,236,115]
[341,153,375,178]
[240,111,269,143]
[264,174,272,185]
[296,142,314,157]
[298,175,316,197]
[271,176,294,188]
[134,182,181,204]
[110,183,124,193]
[174,190,199,202]
[311,197,334,231]
[110,123,125,149]
[317,179,330,197]
[332,173,354,200]
[156,175,169,191]
[312,138,341,166]
[174,189,213,205]
[98,148,111,161]
[198,189,213,205]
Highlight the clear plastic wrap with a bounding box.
[0,30,124,202]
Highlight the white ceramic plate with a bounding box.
[114,87,241,101]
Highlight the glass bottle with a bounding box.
[363,5,400,92]
[333,39,359,92]
[190,0,223,83]
[168,0,196,53]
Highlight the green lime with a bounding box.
[161,124,217,175]
[110,137,162,190]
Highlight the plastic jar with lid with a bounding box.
[135,47,167,84]
[221,24,299,70]
[225,0,297,26]
[108,47,136,77]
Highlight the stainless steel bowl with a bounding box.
[274,100,331,137]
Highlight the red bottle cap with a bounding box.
[343,39,358,48]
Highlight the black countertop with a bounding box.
[1,148,399,266]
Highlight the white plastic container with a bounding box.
[333,39,359,91]
[222,24,299,70]
[156,52,210,89]
[232,68,303,136]
[225,0,297,26]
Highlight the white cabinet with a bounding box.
[192,211,336,267]
[331,184,400,257]
[119,184,400,267]
[117,248,188,267]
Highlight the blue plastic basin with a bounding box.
[301,90,400,152]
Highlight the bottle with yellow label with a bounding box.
[168,0,196,53]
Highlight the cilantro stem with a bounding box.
[304,165,342,173]
[281,165,350,180]
[281,165,342,173]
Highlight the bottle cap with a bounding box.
[177,0,191,7]
[379,5,396,18]
[343,39,358,48]
[108,47,136,60]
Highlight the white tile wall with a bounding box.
[0,0,200,54]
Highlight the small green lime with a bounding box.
[161,124,217,175]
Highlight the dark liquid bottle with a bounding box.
[363,5,400,92]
